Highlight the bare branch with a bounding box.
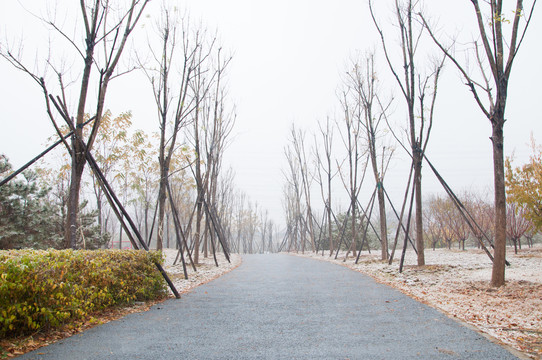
[470,0,499,78]
[420,13,491,118]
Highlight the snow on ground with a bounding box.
[163,249,242,295]
[294,246,542,359]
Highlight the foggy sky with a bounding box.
[1,1,541,228]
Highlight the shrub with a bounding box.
[0,249,166,337]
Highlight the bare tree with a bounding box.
[128,129,159,243]
[336,89,369,259]
[370,0,445,265]
[189,45,232,263]
[216,167,237,252]
[423,204,445,250]
[429,193,474,250]
[506,203,532,254]
[267,220,278,253]
[314,117,338,255]
[465,190,496,249]
[283,143,306,252]
[290,125,317,252]
[200,50,234,259]
[421,0,537,286]
[140,11,206,250]
[2,0,151,248]
[245,201,259,254]
[345,52,395,261]
[238,205,248,254]
[259,210,269,254]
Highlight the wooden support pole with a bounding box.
[355,191,378,264]
[423,154,509,266]
[167,181,197,273]
[334,202,353,259]
[399,176,417,273]
[203,199,231,263]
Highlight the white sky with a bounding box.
[1,1,541,229]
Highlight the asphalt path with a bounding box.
[18,254,521,360]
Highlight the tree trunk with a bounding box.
[64,151,85,249]
[306,205,316,252]
[327,201,333,256]
[351,201,357,258]
[144,200,149,241]
[414,150,425,266]
[203,219,209,258]
[97,187,103,237]
[156,168,167,250]
[119,217,123,249]
[166,212,170,249]
[377,185,388,260]
[64,29,96,249]
[194,196,203,264]
[327,132,334,256]
[491,119,506,286]
[368,122,388,260]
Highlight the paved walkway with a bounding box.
[19,254,520,359]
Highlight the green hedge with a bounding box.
[0,249,167,337]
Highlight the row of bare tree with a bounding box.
[8,108,274,256]
[281,0,537,287]
[0,2,281,259]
